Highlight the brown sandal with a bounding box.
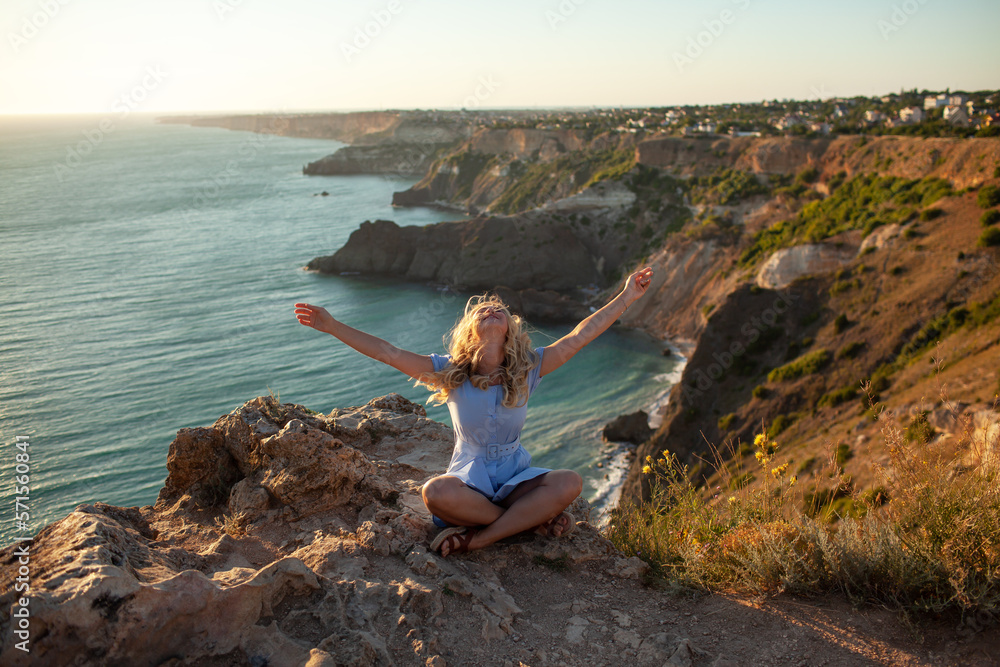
[430,527,478,556]
[532,511,576,538]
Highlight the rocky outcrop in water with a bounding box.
[602,411,654,445]
[306,218,602,293]
[303,143,450,177]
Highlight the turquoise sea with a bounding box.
[0,114,678,547]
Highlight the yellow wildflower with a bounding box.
[754,433,765,447]
[770,463,789,477]
[645,454,653,463]
[789,475,797,487]
[662,449,670,459]
[642,465,652,474]
[727,496,737,504]
[755,451,764,462]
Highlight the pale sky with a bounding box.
[1,0,998,114]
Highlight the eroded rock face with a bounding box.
[0,394,668,667]
[754,243,856,290]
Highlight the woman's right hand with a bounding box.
[294,302,336,334]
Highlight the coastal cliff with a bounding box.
[618,150,1000,504]
[391,128,643,214]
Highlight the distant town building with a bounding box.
[775,114,804,130]
[924,94,949,110]
[809,121,831,134]
[832,105,848,119]
[863,110,886,124]
[943,105,969,126]
[898,106,924,124]
[948,94,968,106]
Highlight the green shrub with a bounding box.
[690,168,770,205]
[796,166,819,185]
[982,209,1000,227]
[819,385,859,408]
[979,227,1000,248]
[718,413,737,431]
[738,174,953,268]
[829,278,861,296]
[905,412,936,443]
[770,413,795,435]
[977,184,1000,209]
[767,349,832,382]
[751,385,770,399]
[833,314,851,333]
[837,341,867,359]
[919,208,943,221]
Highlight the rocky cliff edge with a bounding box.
[0,394,713,667]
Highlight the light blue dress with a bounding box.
[429,347,551,526]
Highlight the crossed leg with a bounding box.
[421,470,582,555]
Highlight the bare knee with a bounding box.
[549,469,583,504]
[421,475,464,511]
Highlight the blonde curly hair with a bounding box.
[417,294,539,408]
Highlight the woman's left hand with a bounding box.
[622,266,654,306]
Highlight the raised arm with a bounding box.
[539,267,654,377]
[294,302,435,380]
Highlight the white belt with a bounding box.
[457,437,521,461]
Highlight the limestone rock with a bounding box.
[858,223,903,254]
[755,243,856,290]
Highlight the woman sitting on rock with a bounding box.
[294,266,654,556]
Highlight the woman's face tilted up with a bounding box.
[474,304,509,342]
